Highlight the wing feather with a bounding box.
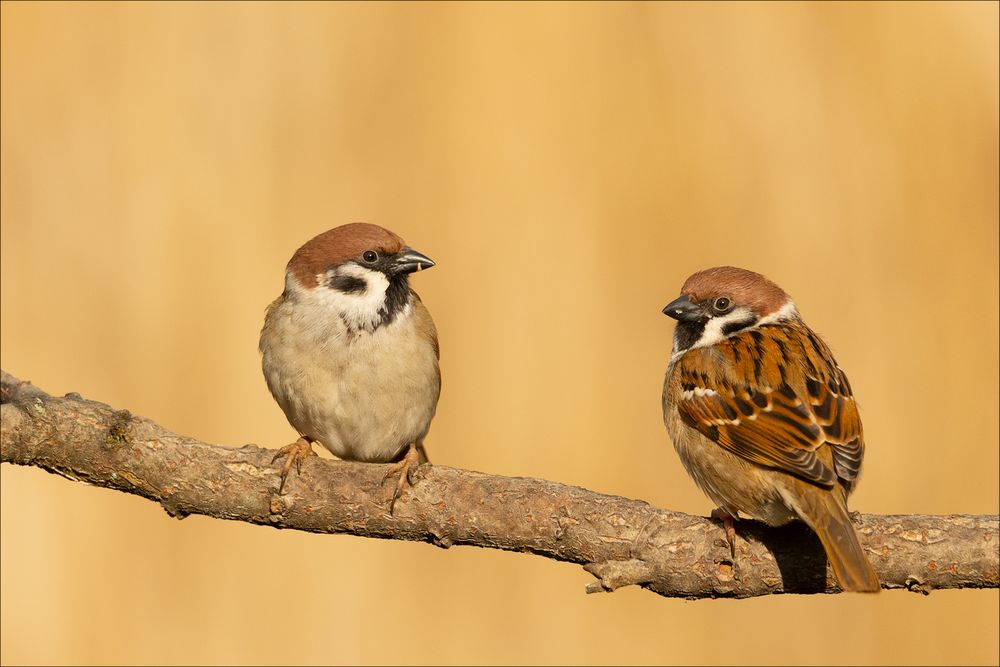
[675,321,864,489]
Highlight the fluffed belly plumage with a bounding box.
[261,300,441,463]
[263,354,439,462]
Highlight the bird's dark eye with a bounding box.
[713,297,732,313]
[362,250,378,263]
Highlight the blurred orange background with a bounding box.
[2,2,998,665]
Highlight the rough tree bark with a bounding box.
[1,369,997,598]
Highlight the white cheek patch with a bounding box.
[690,306,755,350]
[296,264,391,332]
[757,300,798,326]
[670,299,799,364]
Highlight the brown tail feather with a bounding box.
[789,487,881,593]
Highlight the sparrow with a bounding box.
[661,266,880,592]
[260,223,441,512]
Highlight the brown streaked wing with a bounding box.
[798,329,865,486]
[675,323,863,488]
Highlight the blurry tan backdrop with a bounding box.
[2,1,998,665]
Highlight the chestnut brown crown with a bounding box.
[288,223,407,288]
[680,266,790,317]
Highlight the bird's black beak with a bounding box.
[662,295,703,322]
[391,247,436,275]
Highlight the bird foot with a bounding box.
[271,437,317,493]
[710,508,738,558]
[381,443,424,515]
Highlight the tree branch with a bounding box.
[1,369,997,598]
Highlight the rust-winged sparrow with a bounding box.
[661,266,879,592]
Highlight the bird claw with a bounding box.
[381,444,423,515]
[271,437,316,493]
[710,508,738,558]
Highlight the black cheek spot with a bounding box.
[721,316,757,337]
[328,275,367,294]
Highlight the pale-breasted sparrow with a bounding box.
[260,223,440,511]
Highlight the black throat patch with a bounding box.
[379,274,412,326]
[674,313,760,354]
[326,263,413,331]
[674,319,706,353]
